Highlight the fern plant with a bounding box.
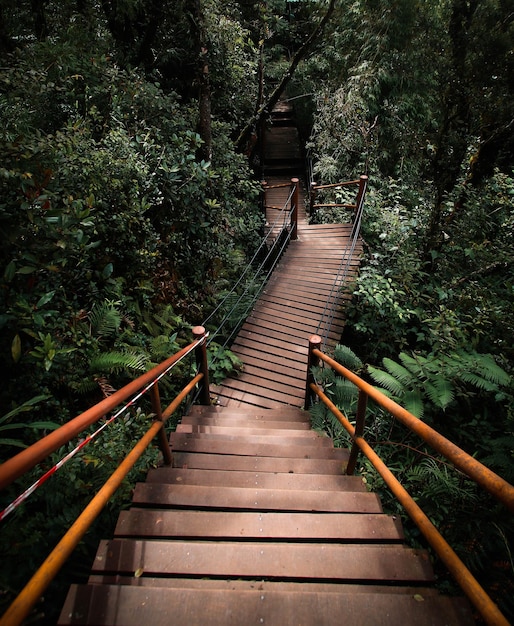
[309,344,363,446]
[367,349,511,419]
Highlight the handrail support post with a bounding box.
[346,389,367,475]
[193,326,210,406]
[309,181,317,215]
[149,383,173,466]
[304,335,322,410]
[290,177,299,241]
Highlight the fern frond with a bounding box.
[472,354,511,386]
[368,365,405,396]
[334,378,359,402]
[69,378,98,395]
[334,344,363,370]
[459,372,497,392]
[89,351,147,374]
[382,357,414,386]
[309,402,329,432]
[426,378,454,410]
[89,303,121,337]
[403,389,424,419]
[398,352,421,369]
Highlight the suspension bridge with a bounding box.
[1,98,512,626]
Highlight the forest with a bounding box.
[0,0,513,623]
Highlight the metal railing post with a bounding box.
[355,175,368,216]
[304,334,322,410]
[346,389,368,475]
[309,181,317,215]
[290,177,299,241]
[149,383,173,466]
[193,326,210,406]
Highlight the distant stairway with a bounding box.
[60,405,473,625]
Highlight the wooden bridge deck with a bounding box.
[212,101,362,409]
[58,99,473,625]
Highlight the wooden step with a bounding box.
[186,405,310,421]
[175,423,320,438]
[132,483,382,512]
[170,431,332,448]
[171,452,348,474]
[169,435,347,459]
[90,539,434,582]
[114,510,403,541]
[180,416,311,430]
[145,467,367,492]
[59,584,473,626]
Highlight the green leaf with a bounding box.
[36,290,56,308]
[367,365,405,396]
[11,334,21,363]
[1,394,51,423]
[17,266,36,275]
[4,260,16,282]
[404,390,424,419]
[102,263,114,279]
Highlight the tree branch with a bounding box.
[235,0,336,152]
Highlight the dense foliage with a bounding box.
[303,0,514,619]
[0,0,513,623]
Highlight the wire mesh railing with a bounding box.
[315,175,368,350]
[201,181,298,354]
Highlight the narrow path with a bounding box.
[57,99,473,626]
[213,100,362,408]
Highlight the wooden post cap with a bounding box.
[309,335,322,347]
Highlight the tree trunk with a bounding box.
[191,0,212,162]
[0,6,15,54]
[31,0,49,40]
[235,0,336,153]
[423,0,478,259]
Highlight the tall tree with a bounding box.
[190,0,212,162]
[236,0,336,152]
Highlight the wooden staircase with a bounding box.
[59,405,473,625]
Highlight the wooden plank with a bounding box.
[90,539,434,582]
[215,375,304,405]
[235,328,309,355]
[210,384,293,410]
[180,416,311,430]
[247,311,344,340]
[170,431,335,450]
[228,343,307,373]
[59,585,473,626]
[132,483,383,512]
[171,452,348,474]
[246,305,342,331]
[185,405,310,421]
[170,436,346,459]
[240,319,335,349]
[145,468,367,492]
[175,424,320,438]
[248,301,341,334]
[226,361,305,394]
[114,510,403,541]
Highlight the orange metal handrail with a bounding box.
[0,329,207,491]
[0,328,210,626]
[305,335,513,626]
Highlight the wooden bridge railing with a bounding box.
[261,177,299,241]
[305,334,514,626]
[0,328,211,626]
[309,175,367,218]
